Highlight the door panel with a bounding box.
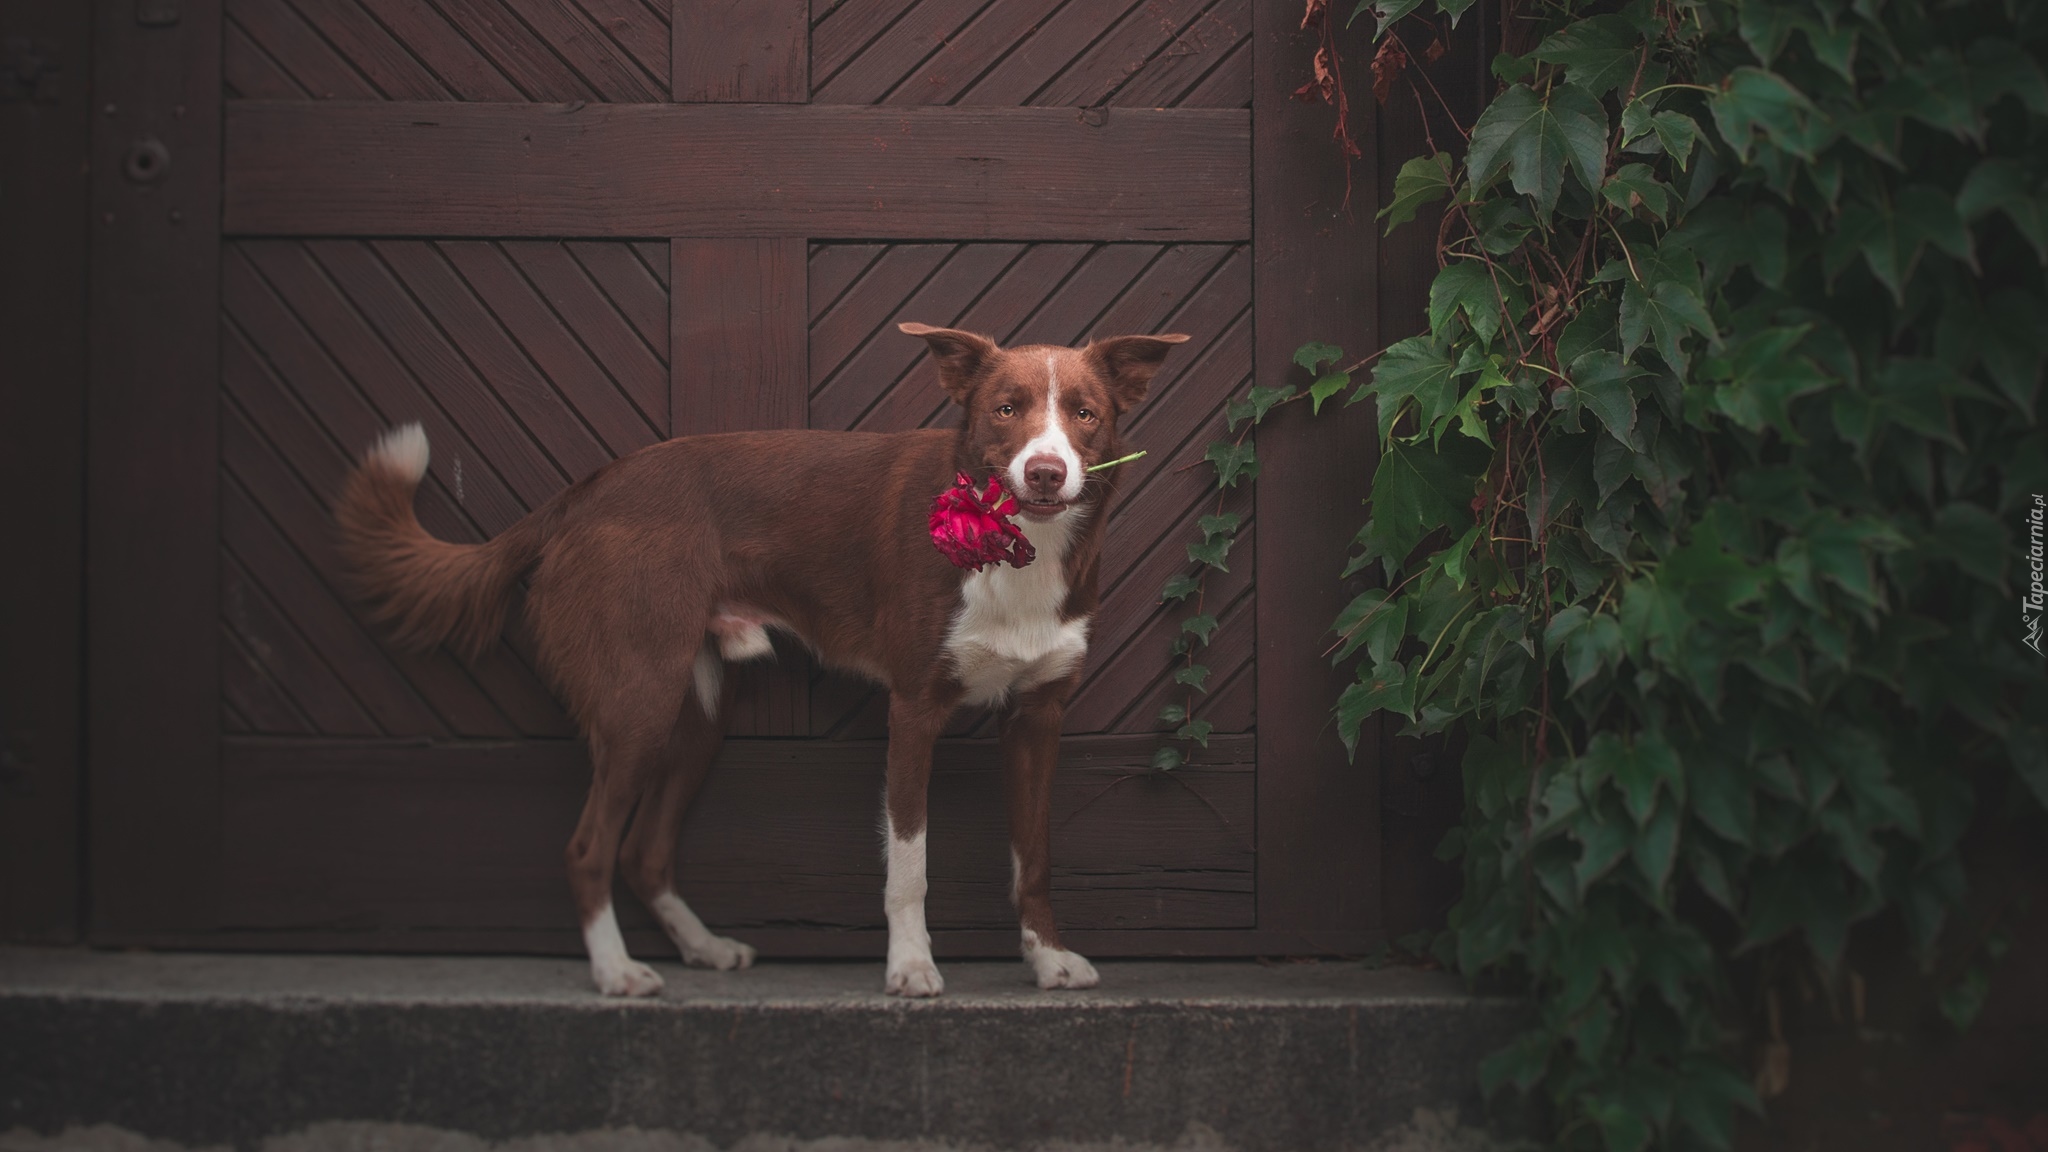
[91,0,1395,955]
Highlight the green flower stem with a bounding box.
[1087,451,1147,472]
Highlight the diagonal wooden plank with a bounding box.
[566,0,669,85]
[226,0,382,98]
[810,0,915,92]
[288,0,454,98]
[227,18,313,98]
[1006,243,1161,347]
[871,0,1065,105]
[808,244,888,324]
[565,241,668,363]
[430,0,597,101]
[821,244,1025,432]
[242,240,529,536]
[1108,0,1249,108]
[956,0,1143,105]
[498,0,662,101]
[221,615,316,735]
[814,0,996,104]
[808,243,952,398]
[223,406,529,740]
[1076,574,1254,734]
[439,240,660,456]
[1030,0,1219,109]
[225,103,1253,241]
[504,241,667,436]
[219,427,455,738]
[222,548,381,736]
[373,240,614,483]
[353,0,527,99]
[1174,28,1249,107]
[222,296,568,735]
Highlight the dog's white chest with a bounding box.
[943,513,1090,706]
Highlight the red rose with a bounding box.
[929,472,1036,571]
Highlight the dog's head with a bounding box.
[898,322,1189,520]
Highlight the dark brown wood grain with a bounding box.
[216,734,1255,949]
[1250,0,1384,938]
[222,102,1250,240]
[86,0,225,939]
[0,0,91,942]
[674,0,806,102]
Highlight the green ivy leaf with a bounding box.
[1160,573,1201,604]
[1173,664,1211,691]
[1364,436,1487,574]
[1430,260,1513,345]
[1151,745,1185,771]
[1332,587,1411,666]
[1175,719,1214,747]
[1205,441,1259,488]
[1465,82,1609,218]
[1157,703,1187,725]
[1180,614,1220,645]
[1620,276,1716,372]
[1187,535,1234,572]
[1571,351,1648,448]
[1957,158,2048,264]
[1632,798,1682,896]
[1364,336,1463,440]
[1709,67,1820,162]
[1336,661,1412,752]
[1378,153,1455,235]
[1199,512,1243,540]
[1293,341,1343,374]
[1528,15,1641,97]
[1602,162,1671,220]
[1309,370,1352,414]
[1227,385,1298,432]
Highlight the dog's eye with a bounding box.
[1075,408,1097,423]
[996,404,1016,418]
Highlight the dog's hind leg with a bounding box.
[621,663,756,971]
[567,677,688,998]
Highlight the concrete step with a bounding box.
[0,948,1527,1152]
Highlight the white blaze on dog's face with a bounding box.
[898,323,1190,520]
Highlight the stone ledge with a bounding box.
[0,949,1526,1152]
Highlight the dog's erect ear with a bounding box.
[899,322,1001,404]
[1085,334,1191,412]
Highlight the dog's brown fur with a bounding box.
[335,324,1187,995]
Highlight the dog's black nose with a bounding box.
[1025,455,1067,496]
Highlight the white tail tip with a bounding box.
[367,422,429,484]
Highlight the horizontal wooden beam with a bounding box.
[224,102,1250,241]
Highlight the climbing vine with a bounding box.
[1249,0,2048,1147]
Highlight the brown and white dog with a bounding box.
[334,322,1189,997]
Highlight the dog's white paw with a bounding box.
[886,957,945,998]
[1031,947,1100,990]
[593,957,665,998]
[683,934,756,971]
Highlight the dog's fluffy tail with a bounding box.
[335,423,545,659]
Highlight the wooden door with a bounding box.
[88,0,1393,956]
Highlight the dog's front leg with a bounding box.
[1001,683,1099,990]
[883,693,950,997]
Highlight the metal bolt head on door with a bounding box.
[124,138,169,184]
